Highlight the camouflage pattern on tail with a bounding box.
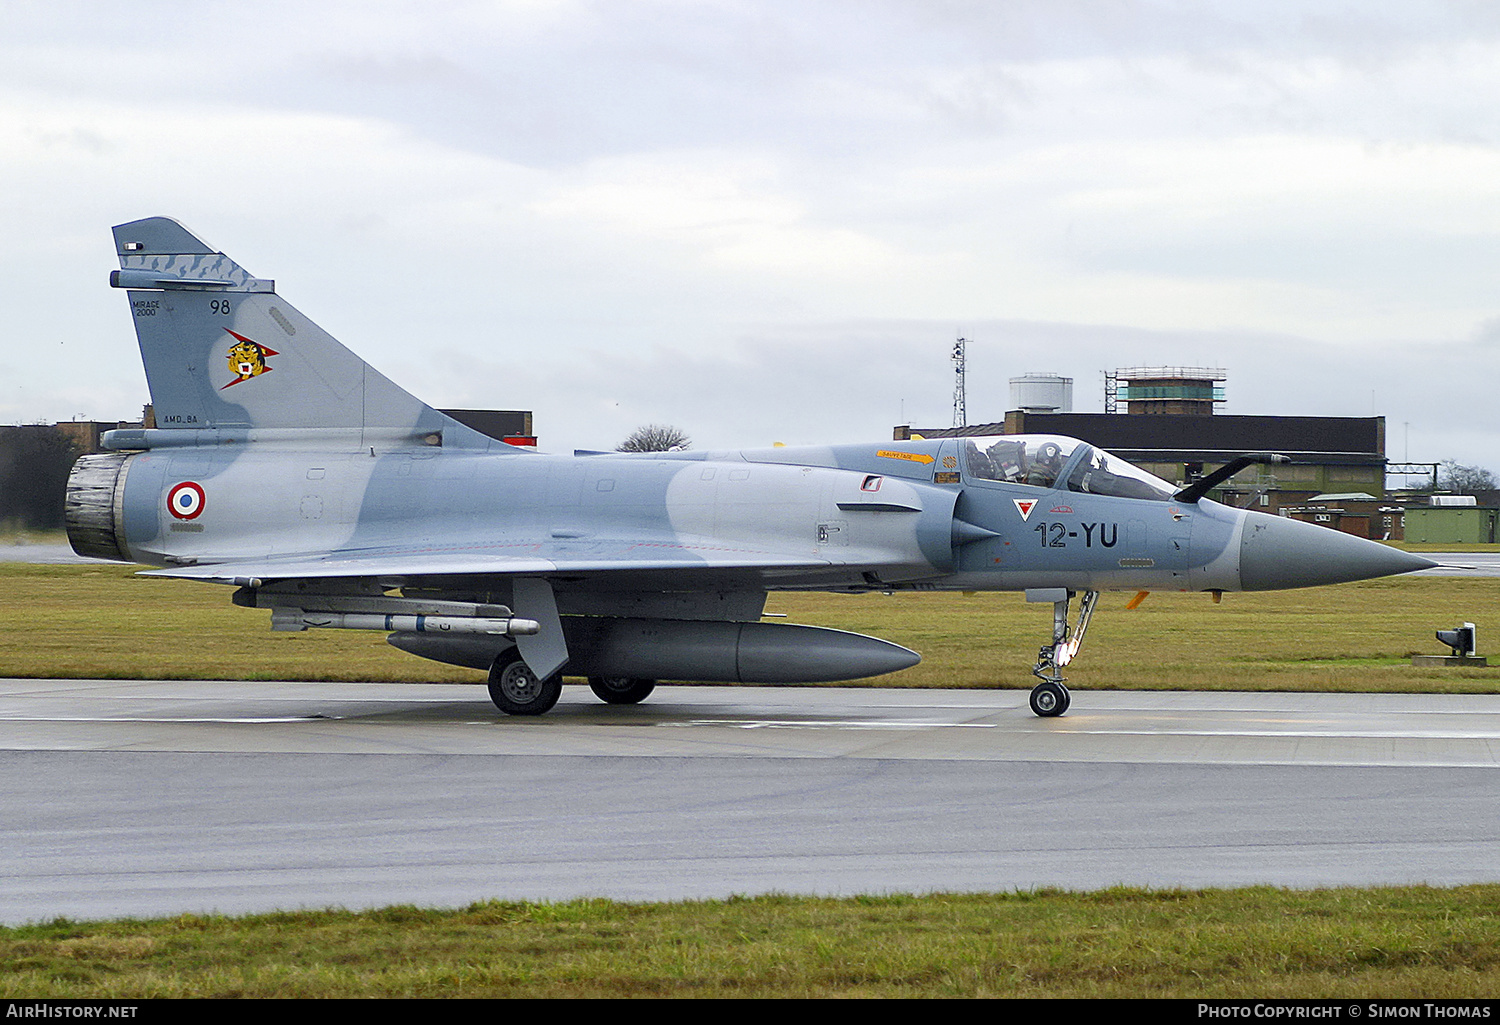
[110,217,494,448]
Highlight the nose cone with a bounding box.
[1239,512,1437,591]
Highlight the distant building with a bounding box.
[43,407,154,455]
[439,409,536,447]
[1281,493,1403,541]
[1404,504,1499,544]
[1106,366,1227,415]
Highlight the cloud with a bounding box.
[2,1,1498,477]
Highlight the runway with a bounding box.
[3,679,1500,925]
[1416,551,1500,576]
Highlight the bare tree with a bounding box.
[617,424,691,452]
[1438,460,1498,495]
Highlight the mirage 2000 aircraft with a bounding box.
[66,217,1436,717]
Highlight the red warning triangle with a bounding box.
[1013,498,1038,520]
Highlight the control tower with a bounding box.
[1105,367,1226,415]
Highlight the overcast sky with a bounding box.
[5,0,1499,474]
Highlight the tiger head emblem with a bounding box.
[220,329,279,390]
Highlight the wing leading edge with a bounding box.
[137,537,838,585]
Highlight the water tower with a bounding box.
[1009,373,1073,414]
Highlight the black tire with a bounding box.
[587,676,657,705]
[487,651,562,716]
[1029,681,1068,718]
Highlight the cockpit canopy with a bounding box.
[960,434,1176,501]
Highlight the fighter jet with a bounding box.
[67,217,1436,717]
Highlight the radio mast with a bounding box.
[951,336,968,428]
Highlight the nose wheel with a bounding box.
[1027,589,1098,717]
[1029,680,1070,717]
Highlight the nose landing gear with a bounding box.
[1028,588,1099,717]
[1029,679,1069,717]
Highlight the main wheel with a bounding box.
[587,676,657,705]
[1029,681,1069,718]
[487,651,563,716]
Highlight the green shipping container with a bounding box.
[1403,507,1499,544]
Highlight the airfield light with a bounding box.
[1436,623,1478,659]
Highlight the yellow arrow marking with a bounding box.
[876,450,935,464]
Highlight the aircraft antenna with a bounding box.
[951,336,968,428]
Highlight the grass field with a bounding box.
[0,562,1494,693]
[5,888,1500,998]
[2,561,1498,998]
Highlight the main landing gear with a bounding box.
[1028,589,1099,718]
[587,676,657,705]
[486,651,660,715]
[487,650,562,716]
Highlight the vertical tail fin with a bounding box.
[111,217,491,446]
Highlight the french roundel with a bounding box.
[167,481,206,520]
